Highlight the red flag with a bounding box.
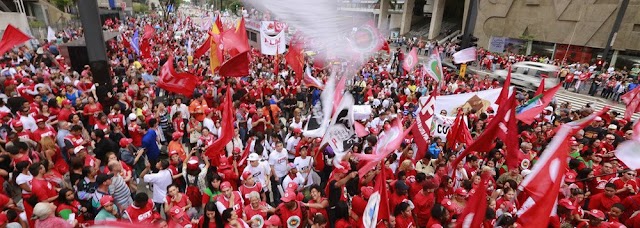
[516,83,562,125]
[412,91,436,160]
[313,52,326,70]
[456,173,490,228]
[354,119,411,177]
[219,51,250,77]
[495,66,512,105]
[204,87,235,164]
[333,76,347,116]
[354,121,369,137]
[534,78,545,97]
[121,34,131,49]
[215,15,224,33]
[285,42,304,80]
[450,94,516,170]
[621,86,640,120]
[517,109,607,227]
[380,36,390,54]
[502,95,525,171]
[302,67,324,90]
[140,39,151,59]
[222,18,250,57]
[158,55,199,97]
[446,110,473,149]
[143,24,155,40]
[193,36,211,59]
[238,137,254,166]
[0,24,31,56]
[402,47,418,73]
[375,161,390,222]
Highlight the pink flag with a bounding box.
[452,47,477,64]
[354,121,369,137]
[354,119,410,177]
[402,47,418,73]
[615,120,640,169]
[621,86,640,120]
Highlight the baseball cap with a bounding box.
[558,199,576,210]
[169,150,179,157]
[187,156,199,170]
[247,153,260,161]
[293,128,302,134]
[595,116,603,121]
[172,131,183,140]
[62,99,72,106]
[360,186,374,199]
[220,181,232,191]
[119,138,133,147]
[12,120,23,128]
[287,182,299,191]
[233,147,241,153]
[169,206,186,218]
[100,195,114,208]
[455,188,468,197]
[586,209,606,220]
[219,156,231,170]
[608,124,617,130]
[281,190,296,202]
[73,146,87,154]
[565,172,576,183]
[35,117,45,123]
[288,163,297,171]
[441,199,455,212]
[242,171,252,180]
[264,215,282,226]
[96,173,114,185]
[128,113,137,121]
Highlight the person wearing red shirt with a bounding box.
[196,202,223,228]
[57,100,75,122]
[243,191,271,227]
[168,205,192,227]
[413,178,437,227]
[588,183,621,212]
[108,105,125,130]
[124,193,158,224]
[127,114,143,147]
[621,190,640,222]
[82,97,103,126]
[394,202,415,228]
[239,172,263,205]
[29,162,58,203]
[31,117,56,143]
[425,202,452,228]
[217,157,239,188]
[215,181,244,217]
[164,184,192,219]
[304,185,329,224]
[389,180,411,214]
[609,170,638,199]
[577,209,608,228]
[12,120,31,141]
[268,190,306,228]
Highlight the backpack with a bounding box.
[185,174,203,208]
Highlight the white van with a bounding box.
[492,61,560,90]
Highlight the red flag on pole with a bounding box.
[285,42,304,81]
[456,173,490,228]
[204,87,235,165]
[143,24,155,40]
[219,51,250,77]
[502,95,525,171]
[446,110,473,149]
[222,18,250,57]
[516,108,608,227]
[495,66,512,105]
[273,46,280,76]
[158,55,199,97]
[516,83,562,125]
[412,91,436,160]
[193,36,211,59]
[534,78,545,97]
[375,161,390,222]
[0,24,31,56]
[621,86,640,120]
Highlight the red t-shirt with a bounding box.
[216,192,243,217]
[83,103,103,126]
[413,191,435,227]
[588,192,621,212]
[31,178,57,201]
[243,202,269,226]
[125,199,156,223]
[31,127,56,142]
[239,182,263,206]
[395,214,415,228]
[57,108,75,122]
[128,123,143,147]
[277,202,304,228]
[308,197,328,222]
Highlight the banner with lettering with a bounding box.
[260,29,286,55]
[431,114,461,142]
[260,21,287,35]
[435,88,506,117]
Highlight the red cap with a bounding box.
[187,156,199,170]
[281,190,296,202]
[168,150,179,157]
[0,112,10,119]
[12,120,23,128]
[264,215,282,226]
[586,209,606,220]
[218,156,230,169]
[233,147,241,153]
[351,196,367,217]
[360,186,374,199]
[565,172,576,183]
[558,199,575,210]
[441,199,455,212]
[100,195,114,207]
[35,117,46,123]
[0,213,7,224]
[293,128,302,134]
[172,131,183,140]
[287,182,298,191]
[242,171,252,180]
[220,181,232,191]
[455,188,468,197]
[119,138,133,147]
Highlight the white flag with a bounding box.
[452,47,477,64]
[47,27,57,42]
[615,120,640,169]
[362,192,381,228]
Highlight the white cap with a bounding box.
[73,146,86,154]
[128,113,137,121]
[608,124,617,130]
[247,153,260,161]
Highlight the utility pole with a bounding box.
[460,0,477,49]
[77,0,112,103]
[602,0,629,68]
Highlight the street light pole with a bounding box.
[77,0,112,103]
[602,0,629,68]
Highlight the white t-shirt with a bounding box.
[242,162,270,191]
[143,169,173,203]
[293,156,312,173]
[285,136,300,158]
[282,173,306,191]
[16,173,33,194]
[269,149,289,178]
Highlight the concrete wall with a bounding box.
[474,0,640,51]
[0,12,32,48]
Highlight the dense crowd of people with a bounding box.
[0,5,640,228]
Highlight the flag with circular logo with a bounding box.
[402,47,418,73]
[348,23,383,55]
[362,192,381,228]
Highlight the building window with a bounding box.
[249,31,257,42]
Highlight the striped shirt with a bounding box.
[108,175,132,209]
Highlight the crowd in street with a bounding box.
[0,6,640,228]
